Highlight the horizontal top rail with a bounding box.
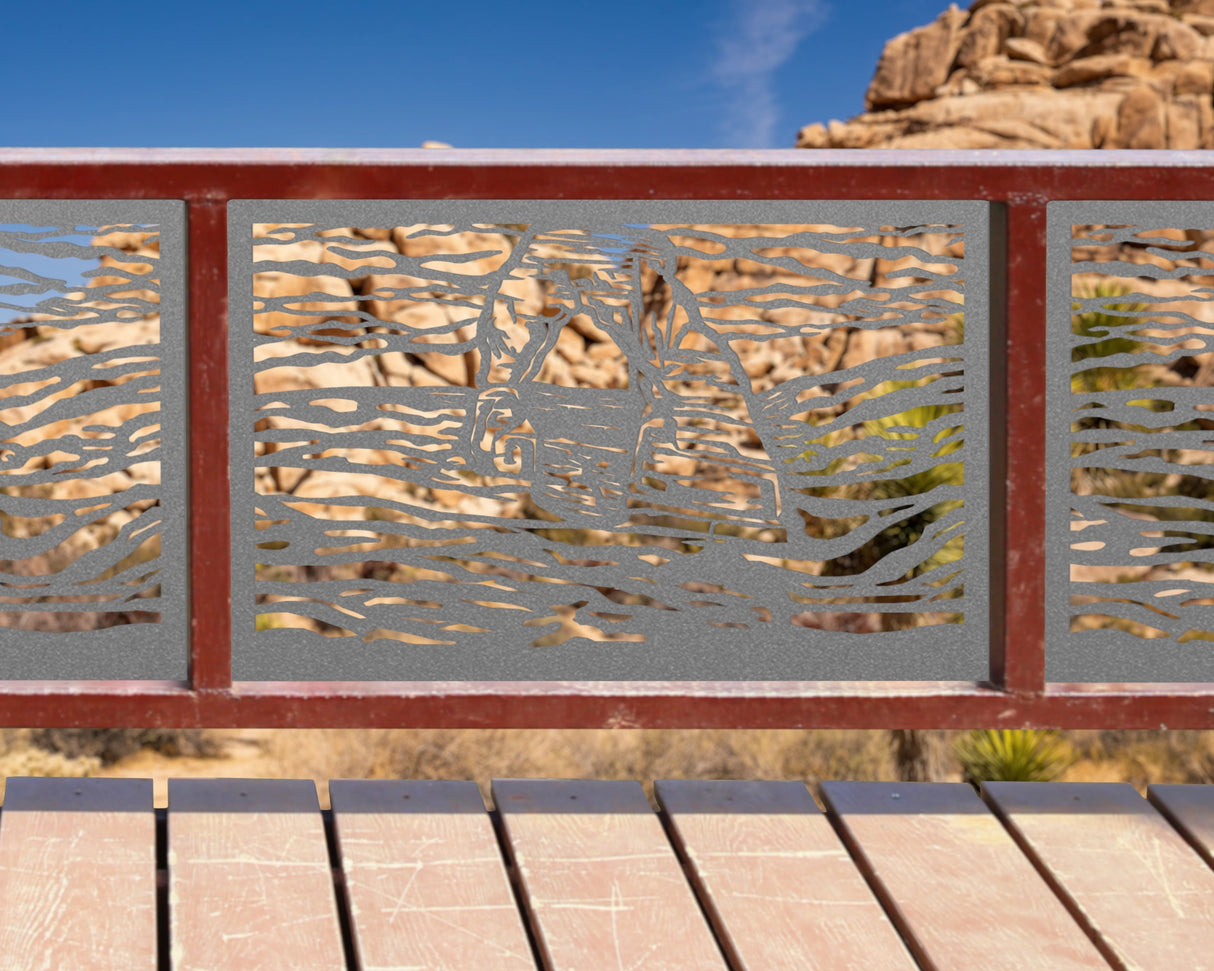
[1,148,1214,199]
[6,146,1214,167]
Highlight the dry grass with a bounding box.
[1064,730,1214,789]
[2,728,1212,810]
[251,727,1214,809]
[262,727,939,808]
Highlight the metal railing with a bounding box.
[0,148,1211,728]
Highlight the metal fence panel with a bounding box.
[229,200,990,681]
[1049,202,1214,682]
[0,200,187,678]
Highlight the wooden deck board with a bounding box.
[329,779,536,970]
[983,781,1214,971]
[0,776,1208,967]
[493,779,729,971]
[1147,783,1214,870]
[819,781,1110,971]
[654,779,917,971]
[167,778,345,971]
[0,778,156,971]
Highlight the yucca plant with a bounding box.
[955,729,1074,787]
[844,381,965,586]
[1068,279,1195,516]
[1071,280,1146,395]
[789,315,968,645]
[803,378,966,580]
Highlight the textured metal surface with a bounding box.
[997,201,1047,694]
[186,201,231,691]
[6,151,1214,208]
[230,200,988,681]
[0,201,186,678]
[0,679,1209,729]
[1049,203,1214,682]
[0,151,1205,725]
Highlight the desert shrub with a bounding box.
[1067,730,1214,787]
[955,729,1074,786]
[1071,281,1146,394]
[0,746,100,779]
[26,729,223,766]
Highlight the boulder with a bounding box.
[1109,80,1168,145]
[1005,36,1051,62]
[1052,52,1152,85]
[865,5,970,108]
[798,0,1214,150]
[1175,58,1214,91]
[1153,18,1205,59]
[970,55,1054,86]
[955,4,1025,68]
[1174,0,1214,14]
[1182,13,1214,35]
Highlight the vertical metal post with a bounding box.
[995,197,1049,695]
[986,201,1008,689]
[186,199,232,691]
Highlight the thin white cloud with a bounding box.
[712,0,828,148]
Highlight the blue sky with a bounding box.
[3,0,949,150]
[1,0,950,318]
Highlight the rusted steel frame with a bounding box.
[1,149,1214,202]
[187,200,231,691]
[994,199,1048,694]
[0,683,1208,729]
[1,151,1213,728]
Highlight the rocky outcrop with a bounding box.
[248,223,963,527]
[797,0,1214,149]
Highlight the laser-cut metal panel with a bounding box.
[0,201,187,679]
[230,200,989,681]
[1048,203,1214,682]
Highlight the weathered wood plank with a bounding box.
[0,777,156,971]
[654,779,917,971]
[984,781,1214,970]
[167,778,345,971]
[1148,783,1214,870]
[329,779,536,970]
[493,779,728,971]
[819,781,1109,971]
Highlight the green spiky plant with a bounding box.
[955,729,1075,787]
[1068,280,1214,638]
[795,312,966,592]
[1070,279,1213,529]
[1071,280,1146,395]
[852,377,965,579]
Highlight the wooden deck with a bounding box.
[0,778,1210,970]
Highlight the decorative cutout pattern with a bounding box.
[231,201,989,681]
[1049,203,1214,682]
[0,202,186,679]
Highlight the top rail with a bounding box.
[1,147,1214,200]
[0,149,1210,729]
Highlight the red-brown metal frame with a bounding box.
[0,148,1211,729]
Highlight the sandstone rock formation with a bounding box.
[249,222,963,528]
[246,221,971,642]
[797,0,1214,149]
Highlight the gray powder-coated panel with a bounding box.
[0,201,187,679]
[230,200,989,681]
[1048,202,1214,682]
